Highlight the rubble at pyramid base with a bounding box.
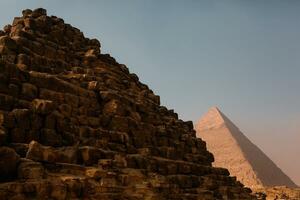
[254,186,300,200]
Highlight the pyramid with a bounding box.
[196,107,297,189]
[0,8,256,199]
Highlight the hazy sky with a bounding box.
[0,0,299,185]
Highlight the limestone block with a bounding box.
[0,93,15,110]
[103,99,126,116]
[8,83,19,97]
[40,128,62,147]
[18,159,44,179]
[85,168,105,179]
[0,127,7,145]
[0,147,20,181]
[39,88,65,104]
[0,36,17,50]
[11,108,30,129]
[79,146,104,166]
[31,99,55,115]
[9,143,29,157]
[109,116,129,132]
[31,8,47,18]
[26,140,78,164]
[22,9,32,17]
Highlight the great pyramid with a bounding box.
[196,107,297,190]
[0,8,256,199]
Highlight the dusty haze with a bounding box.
[196,107,297,188]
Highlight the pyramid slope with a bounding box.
[0,9,256,199]
[196,107,297,189]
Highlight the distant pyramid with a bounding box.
[196,107,297,189]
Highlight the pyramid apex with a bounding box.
[209,106,221,112]
[196,106,226,131]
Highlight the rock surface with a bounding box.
[0,8,256,199]
[195,107,297,190]
[0,147,20,181]
[255,186,300,200]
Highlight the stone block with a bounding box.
[0,111,4,126]
[109,116,129,132]
[98,159,113,169]
[31,8,47,18]
[40,128,62,147]
[79,146,104,166]
[22,9,32,17]
[39,88,65,104]
[0,147,20,181]
[21,83,37,99]
[0,127,7,145]
[8,83,19,97]
[31,99,55,115]
[103,99,126,116]
[85,168,105,179]
[26,140,78,164]
[10,128,26,143]
[9,143,29,158]
[58,103,72,117]
[0,36,17,50]
[0,93,15,111]
[18,159,44,179]
[11,108,30,129]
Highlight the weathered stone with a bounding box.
[26,140,77,163]
[24,18,36,30]
[40,129,62,147]
[11,128,26,143]
[79,146,104,166]
[0,147,20,181]
[21,83,38,99]
[0,94,15,110]
[103,99,126,116]
[8,83,19,97]
[0,36,17,50]
[85,49,98,60]
[44,111,58,129]
[17,53,30,66]
[109,116,129,132]
[18,159,44,179]
[3,24,11,33]
[0,112,4,126]
[9,143,29,157]
[31,99,55,114]
[31,8,47,18]
[98,159,113,169]
[0,46,16,63]
[1,111,15,128]
[85,168,105,179]
[0,30,5,37]
[22,9,32,17]
[12,17,24,27]
[11,108,30,129]
[0,9,256,200]
[58,103,72,117]
[0,127,7,145]
[87,81,99,90]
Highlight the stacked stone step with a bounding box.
[0,8,256,199]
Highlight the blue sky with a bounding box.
[0,0,299,185]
